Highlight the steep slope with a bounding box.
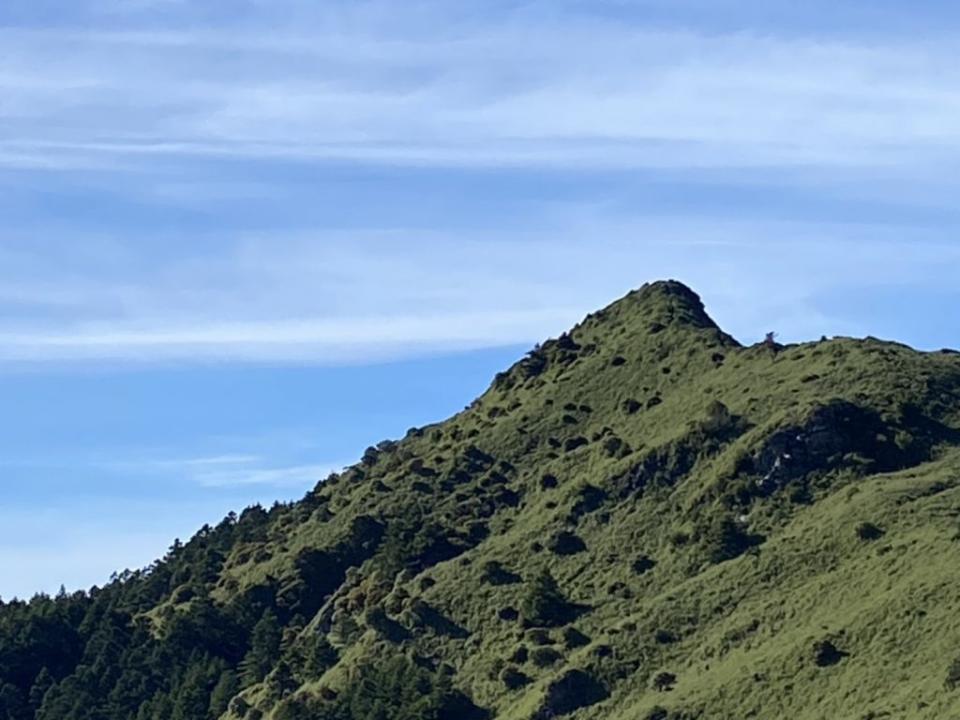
[3,280,960,720]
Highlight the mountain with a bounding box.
[3,280,960,720]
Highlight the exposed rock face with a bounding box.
[753,401,910,492]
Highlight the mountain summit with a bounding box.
[3,283,960,720]
[606,280,727,331]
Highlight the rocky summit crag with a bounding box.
[3,280,960,720]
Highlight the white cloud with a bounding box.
[0,223,957,367]
[0,3,958,365]
[190,461,344,488]
[150,454,343,486]
[1,9,960,171]
[0,309,578,363]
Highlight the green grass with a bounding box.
[211,282,960,719]
[6,281,960,720]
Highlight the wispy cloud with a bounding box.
[1,0,958,367]
[0,309,578,363]
[190,461,343,488]
[2,5,960,171]
[130,453,345,488]
[0,224,957,366]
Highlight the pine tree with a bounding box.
[207,670,239,719]
[240,610,281,686]
[28,668,55,711]
[170,657,218,720]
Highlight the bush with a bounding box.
[699,515,761,563]
[602,436,632,458]
[497,607,519,622]
[812,640,847,667]
[481,561,521,586]
[499,666,530,691]
[520,570,574,628]
[530,647,563,668]
[945,657,960,690]
[632,555,657,575]
[540,474,559,489]
[335,652,486,720]
[535,669,608,718]
[509,646,528,663]
[524,628,552,646]
[699,401,740,438]
[562,627,590,649]
[856,522,885,541]
[654,629,678,645]
[653,672,677,692]
[547,531,586,556]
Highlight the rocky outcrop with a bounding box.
[752,400,917,493]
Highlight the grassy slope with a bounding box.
[207,281,960,720]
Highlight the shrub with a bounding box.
[654,629,678,645]
[699,515,761,563]
[547,531,586,556]
[699,401,740,438]
[856,522,885,541]
[520,570,574,628]
[653,672,677,692]
[945,656,960,690]
[530,647,563,668]
[509,646,529,663]
[481,560,521,586]
[334,652,486,720]
[812,640,847,667]
[499,666,530,691]
[603,436,632,458]
[632,555,657,575]
[562,627,590,649]
[536,669,608,718]
[525,628,552,646]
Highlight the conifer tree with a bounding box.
[240,610,282,686]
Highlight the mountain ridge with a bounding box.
[2,281,960,720]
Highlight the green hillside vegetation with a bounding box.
[3,280,960,720]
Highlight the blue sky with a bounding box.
[1,0,959,599]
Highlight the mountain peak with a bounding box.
[573,279,737,353]
[7,284,960,720]
[616,279,718,330]
[492,280,737,396]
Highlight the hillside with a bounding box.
[3,280,960,720]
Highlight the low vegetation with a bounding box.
[2,280,960,719]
